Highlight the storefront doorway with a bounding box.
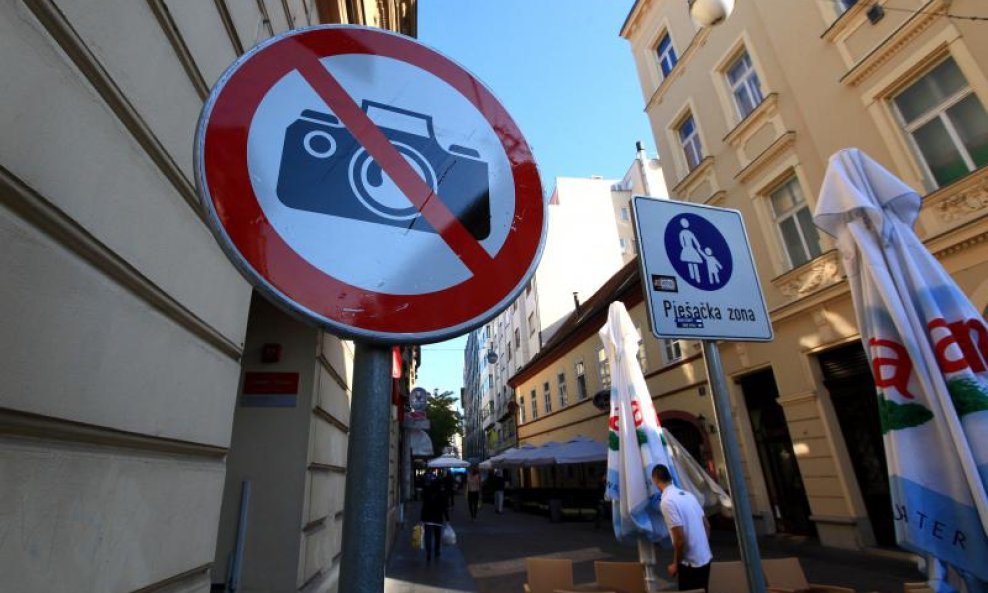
[818,342,896,546]
[738,368,815,535]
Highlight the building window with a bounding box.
[656,32,678,79]
[557,372,568,407]
[507,342,512,362]
[543,381,552,414]
[530,389,538,419]
[519,395,525,423]
[620,206,630,221]
[726,51,764,120]
[597,348,611,389]
[488,400,494,417]
[514,328,520,348]
[636,325,648,372]
[619,237,629,253]
[575,361,588,400]
[770,177,822,268]
[663,339,684,364]
[834,0,856,15]
[893,57,988,189]
[678,114,703,170]
[487,373,494,390]
[528,313,536,335]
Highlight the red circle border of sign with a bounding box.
[199,26,544,341]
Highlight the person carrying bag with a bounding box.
[420,475,449,564]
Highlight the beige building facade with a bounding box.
[619,0,988,550]
[0,1,415,592]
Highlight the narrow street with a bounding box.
[388,499,924,593]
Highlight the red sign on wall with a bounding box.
[242,372,299,407]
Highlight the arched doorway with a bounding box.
[663,417,705,464]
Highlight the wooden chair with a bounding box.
[524,557,574,593]
[708,560,749,593]
[594,561,647,593]
[761,558,855,593]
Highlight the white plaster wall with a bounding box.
[535,177,625,338]
[0,439,225,593]
[0,3,253,346]
[0,206,241,445]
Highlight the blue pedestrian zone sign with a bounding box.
[633,197,772,341]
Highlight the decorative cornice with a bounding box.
[0,164,243,361]
[735,131,797,184]
[723,93,779,147]
[931,228,988,259]
[671,156,716,198]
[773,250,844,299]
[770,280,850,323]
[645,29,711,112]
[839,0,950,88]
[927,169,988,223]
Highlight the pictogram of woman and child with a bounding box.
[677,218,723,286]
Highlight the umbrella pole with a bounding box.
[702,341,767,593]
[637,536,661,593]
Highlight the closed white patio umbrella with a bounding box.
[815,148,988,590]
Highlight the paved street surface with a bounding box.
[387,499,924,593]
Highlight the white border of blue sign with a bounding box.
[632,196,773,342]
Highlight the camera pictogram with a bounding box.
[276,101,492,240]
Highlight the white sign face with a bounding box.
[632,196,772,341]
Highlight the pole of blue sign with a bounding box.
[339,342,392,593]
[701,340,767,593]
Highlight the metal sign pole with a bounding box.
[701,340,767,593]
[339,342,393,593]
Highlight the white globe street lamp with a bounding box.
[689,0,735,27]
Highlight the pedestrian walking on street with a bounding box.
[420,476,449,563]
[492,470,506,514]
[652,464,712,591]
[466,467,482,520]
[443,471,456,508]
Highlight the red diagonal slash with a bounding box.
[294,57,495,274]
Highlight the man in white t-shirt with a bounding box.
[652,464,712,591]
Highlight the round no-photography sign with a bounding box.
[195,26,545,343]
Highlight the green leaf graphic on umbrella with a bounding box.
[946,377,988,417]
[878,396,933,433]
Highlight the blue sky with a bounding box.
[414,0,652,400]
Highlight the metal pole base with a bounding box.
[339,342,393,593]
[702,340,767,593]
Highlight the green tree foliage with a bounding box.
[426,390,462,456]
